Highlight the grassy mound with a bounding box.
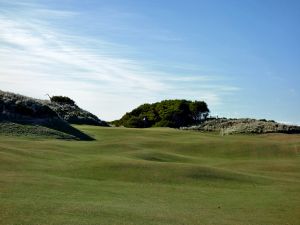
[0,121,74,139]
[0,119,94,140]
[1,126,299,225]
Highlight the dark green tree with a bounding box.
[113,99,209,128]
[189,101,209,123]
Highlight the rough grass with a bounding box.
[0,126,299,225]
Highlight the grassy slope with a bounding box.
[0,126,299,225]
[0,121,74,139]
[0,121,94,141]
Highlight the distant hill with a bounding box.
[113,99,209,128]
[181,118,300,134]
[0,90,99,140]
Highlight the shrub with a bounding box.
[114,99,209,128]
[50,96,75,105]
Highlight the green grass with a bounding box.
[1,126,299,225]
[0,121,74,139]
[0,121,94,140]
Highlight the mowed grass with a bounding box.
[0,126,300,225]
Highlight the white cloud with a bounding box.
[0,3,239,120]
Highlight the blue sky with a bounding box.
[0,0,299,124]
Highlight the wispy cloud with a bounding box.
[0,2,239,120]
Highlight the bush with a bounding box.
[114,99,209,128]
[50,96,75,105]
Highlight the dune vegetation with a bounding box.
[182,118,300,134]
[0,90,106,140]
[1,125,299,225]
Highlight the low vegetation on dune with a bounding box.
[0,126,299,225]
[46,95,108,126]
[0,90,104,140]
[0,90,57,119]
[182,118,300,134]
[113,99,209,128]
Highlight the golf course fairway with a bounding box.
[1,126,299,225]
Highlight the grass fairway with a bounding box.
[0,126,299,225]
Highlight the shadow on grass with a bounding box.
[0,118,94,141]
[42,119,95,141]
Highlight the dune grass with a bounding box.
[0,126,299,225]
